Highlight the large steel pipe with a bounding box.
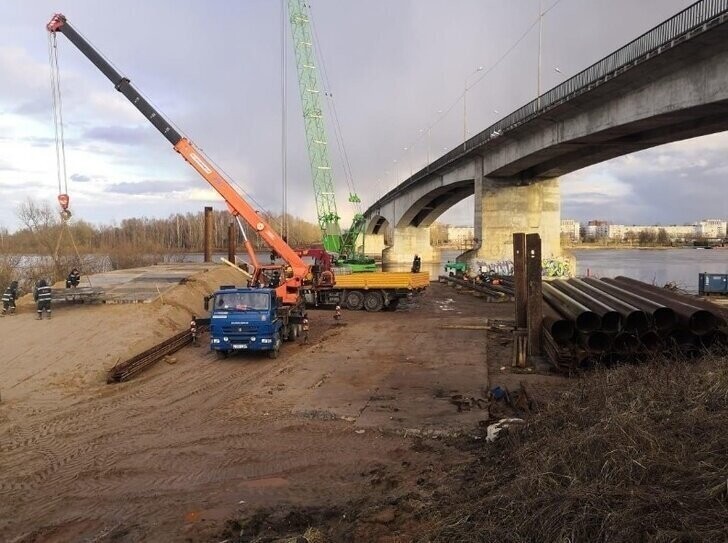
[543,302,575,344]
[582,277,676,331]
[543,282,601,333]
[613,332,639,353]
[580,330,612,353]
[568,278,650,333]
[639,330,663,352]
[551,280,622,332]
[613,276,728,327]
[665,329,699,357]
[602,278,716,336]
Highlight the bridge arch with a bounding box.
[395,180,474,229]
[366,214,390,235]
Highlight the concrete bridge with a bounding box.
[363,0,728,266]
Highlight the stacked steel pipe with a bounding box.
[542,276,726,372]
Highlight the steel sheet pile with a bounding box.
[542,276,727,372]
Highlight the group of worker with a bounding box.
[1,267,81,320]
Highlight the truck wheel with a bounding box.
[344,290,364,310]
[290,324,299,340]
[384,298,400,311]
[268,346,280,359]
[216,350,229,360]
[363,291,384,312]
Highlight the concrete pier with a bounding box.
[361,233,387,258]
[382,226,439,264]
[466,178,561,266]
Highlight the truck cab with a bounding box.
[208,287,283,359]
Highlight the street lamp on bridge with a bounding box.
[464,65,484,141]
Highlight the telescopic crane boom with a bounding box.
[46,13,308,306]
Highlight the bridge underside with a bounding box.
[492,101,728,180]
[364,11,728,264]
[399,180,473,229]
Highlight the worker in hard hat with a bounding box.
[34,279,52,320]
[302,314,310,344]
[334,305,342,324]
[1,280,19,317]
[66,268,81,288]
[190,315,199,347]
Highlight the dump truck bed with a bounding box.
[333,271,430,290]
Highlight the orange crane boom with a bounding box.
[46,13,308,305]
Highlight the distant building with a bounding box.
[608,224,695,241]
[695,219,727,238]
[582,220,610,239]
[560,219,580,240]
[573,218,726,243]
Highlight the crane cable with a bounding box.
[48,32,69,204]
[48,32,92,287]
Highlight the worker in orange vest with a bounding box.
[302,315,310,344]
[190,315,199,347]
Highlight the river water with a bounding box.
[571,248,727,293]
[383,248,727,294]
[9,248,726,294]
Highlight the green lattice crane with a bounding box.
[288,0,340,254]
[288,0,374,269]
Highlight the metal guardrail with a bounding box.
[367,0,728,213]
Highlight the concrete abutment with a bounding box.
[360,234,387,258]
[382,227,439,264]
[465,177,561,268]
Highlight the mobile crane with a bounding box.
[46,13,311,357]
[47,13,428,337]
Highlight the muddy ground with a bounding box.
[0,269,567,542]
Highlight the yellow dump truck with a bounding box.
[304,271,430,311]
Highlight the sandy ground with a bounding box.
[0,272,564,542]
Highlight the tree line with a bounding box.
[0,199,326,290]
[1,200,324,254]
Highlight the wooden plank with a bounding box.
[513,233,527,328]
[204,206,213,263]
[526,233,542,357]
[227,221,236,263]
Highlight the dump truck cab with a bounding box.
[208,287,284,359]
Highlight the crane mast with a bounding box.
[287,0,342,254]
[46,13,309,306]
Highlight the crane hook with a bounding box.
[58,193,72,221]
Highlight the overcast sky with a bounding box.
[1,0,726,233]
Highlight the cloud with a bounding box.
[0,159,17,171]
[105,179,197,195]
[70,173,92,183]
[82,125,150,146]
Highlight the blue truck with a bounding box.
[206,286,304,359]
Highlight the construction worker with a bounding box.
[1,281,19,317]
[302,315,310,344]
[66,267,81,288]
[190,315,199,347]
[334,305,342,324]
[411,254,421,273]
[34,279,52,320]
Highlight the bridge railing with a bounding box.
[370,0,728,211]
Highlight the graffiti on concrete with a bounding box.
[475,256,571,278]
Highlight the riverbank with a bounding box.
[0,275,564,542]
